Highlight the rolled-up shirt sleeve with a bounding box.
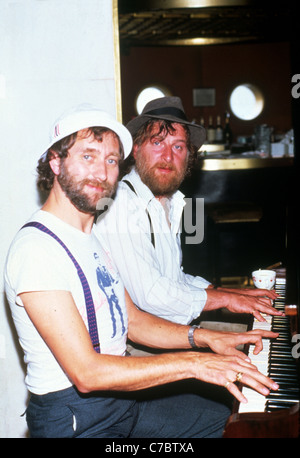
[184,272,211,289]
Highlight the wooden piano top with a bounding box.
[223,404,299,438]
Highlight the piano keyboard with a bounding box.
[239,277,300,413]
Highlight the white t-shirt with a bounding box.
[4,210,128,395]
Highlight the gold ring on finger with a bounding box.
[236,372,243,382]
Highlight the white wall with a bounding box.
[0,0,118,438]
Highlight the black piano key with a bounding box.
[269,363,297,370]
[269,370,298,377]
[270,379,299,388]
[269,350,294,356]
[273,330,291,335]
[270,385,300,393]
[269,377,298,386]
[266,401,299,411]
[270,345,293,352]
[269,357,296,364]
[270,342,293,348]
[270,373,298,379]
[271,345,293,352]
[267,393,299,403]
[271,332,291,337]
[269,372,297,380]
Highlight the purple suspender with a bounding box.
[22,222,100,353]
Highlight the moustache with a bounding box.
[153,162,176,172]
[81,179,110,191]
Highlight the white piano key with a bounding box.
[238,316,272,412]
[239,388,267,412]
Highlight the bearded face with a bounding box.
[134,123,189,197]
[57,161,117,214]
[56,130,120,214]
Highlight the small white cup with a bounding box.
[252,269,276,290]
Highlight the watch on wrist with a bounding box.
[188,325,199,349]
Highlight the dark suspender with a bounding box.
[123,180,155,248]
[21,222,101,353]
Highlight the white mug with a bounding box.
[252,269,276,290]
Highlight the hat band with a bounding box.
[145,107,188,121]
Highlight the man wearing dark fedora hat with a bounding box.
[96,96,280,329]
[126,96,206,150]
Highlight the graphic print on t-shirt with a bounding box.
[94,253,126,338]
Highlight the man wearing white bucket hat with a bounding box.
[5,104,279,438]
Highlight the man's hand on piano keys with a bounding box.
[194,353,279,405]
[195,327,279,360]
[216,288,284,322]
[217,286,278,301]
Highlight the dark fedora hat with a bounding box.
[126,96,206,149]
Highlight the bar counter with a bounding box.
[198,156,294,171]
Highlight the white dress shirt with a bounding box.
[95,168,210,324]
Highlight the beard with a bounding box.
[135,155,188,197]
[57,162,117,214]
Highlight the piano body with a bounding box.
[223,269,300,438]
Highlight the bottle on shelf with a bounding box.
[207,115,215,143]
[215,115,224,143]
[224,111,233,149]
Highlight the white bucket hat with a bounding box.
[41,104,133,161]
